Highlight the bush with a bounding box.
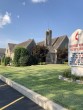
[63,69,71,78]
[1,56,11,66]
[71,75,83,81]
[5,57,11,66]
[19,56,29,66]
[13,47,29,66]
[64,62,68,64]
[63,69,83,81]
[28,55,38,66]
[1,56,6,66]
[0,59,1,65]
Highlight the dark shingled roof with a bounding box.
[0,48,6,54]
[37,35,67,49]
[52,35,67,49]
[8,43,17,52]
[15,39,34,48]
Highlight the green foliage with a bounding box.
[71,75,83,81]
[63,69,71,78]
[57,48,68,63]
[13,47,21,66]
[64,62,68,64]
[63,69,83,81]
[38,62,46,65]
[1,56,11,66]
[32,45,48,63]
[5,57,11,66]
[13,45,48,66]
[1,56,6,66]
[27,55,38,66]
[0,64,82,110]
[19,56,29,66]
[13,47,29,66]
[0,59,1,65]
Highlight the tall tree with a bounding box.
[32,45,48,63]
[57,48,68,63]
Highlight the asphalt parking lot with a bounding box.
[0,80,44,110]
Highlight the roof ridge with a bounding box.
[17,39,33,45]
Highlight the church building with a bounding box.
[37,29,69,63]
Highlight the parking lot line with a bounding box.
[0,80,44,110]
[0,96,24,110]
[0,84,7,88]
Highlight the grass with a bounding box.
[0,64,83,110]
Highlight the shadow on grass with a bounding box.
[0,67,83,110]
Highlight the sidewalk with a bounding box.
[0,80,44,110]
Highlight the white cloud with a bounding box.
[0,12,11,28]
[31,0,47,3]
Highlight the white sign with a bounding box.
[69,29,83,66]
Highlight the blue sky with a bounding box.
[0,0,83,47]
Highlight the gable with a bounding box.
[15,39,34,49]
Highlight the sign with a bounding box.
[69,29,83,66]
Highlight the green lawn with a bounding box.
[0,64,83,110]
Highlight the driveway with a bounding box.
[0,80,44,110]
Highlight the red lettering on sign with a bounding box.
[75,32,79,40]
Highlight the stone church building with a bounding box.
[0,29,68,64]
[37,29,69,64]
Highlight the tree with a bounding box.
[32,45,48,63]
[57,48,68,63]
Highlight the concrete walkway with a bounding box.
[0,80,44,110]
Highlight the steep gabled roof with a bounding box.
[52,37,59,46]
[15,39,34,48]
[8,43,17,52]
[37,35,67,49]
[37,38,58,46]
[0,48,6,54]
[52,35,67,49]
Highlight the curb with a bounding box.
[0,75,68,110]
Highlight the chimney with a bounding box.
[45,29,52,46]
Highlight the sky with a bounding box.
[0,0,83,48]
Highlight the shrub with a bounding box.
[28,55,38,66]
[0,59,1,65]
[13,47,21,66]
[19,56,29,66]
[64,62,68,64]
[5,57,11,66]
[63,69,83,81]
[13,47,29,66]
[71,75,83,81]
[63,69,71,78]
[1,56,6,66]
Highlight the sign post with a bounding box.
[68,29,83,76]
